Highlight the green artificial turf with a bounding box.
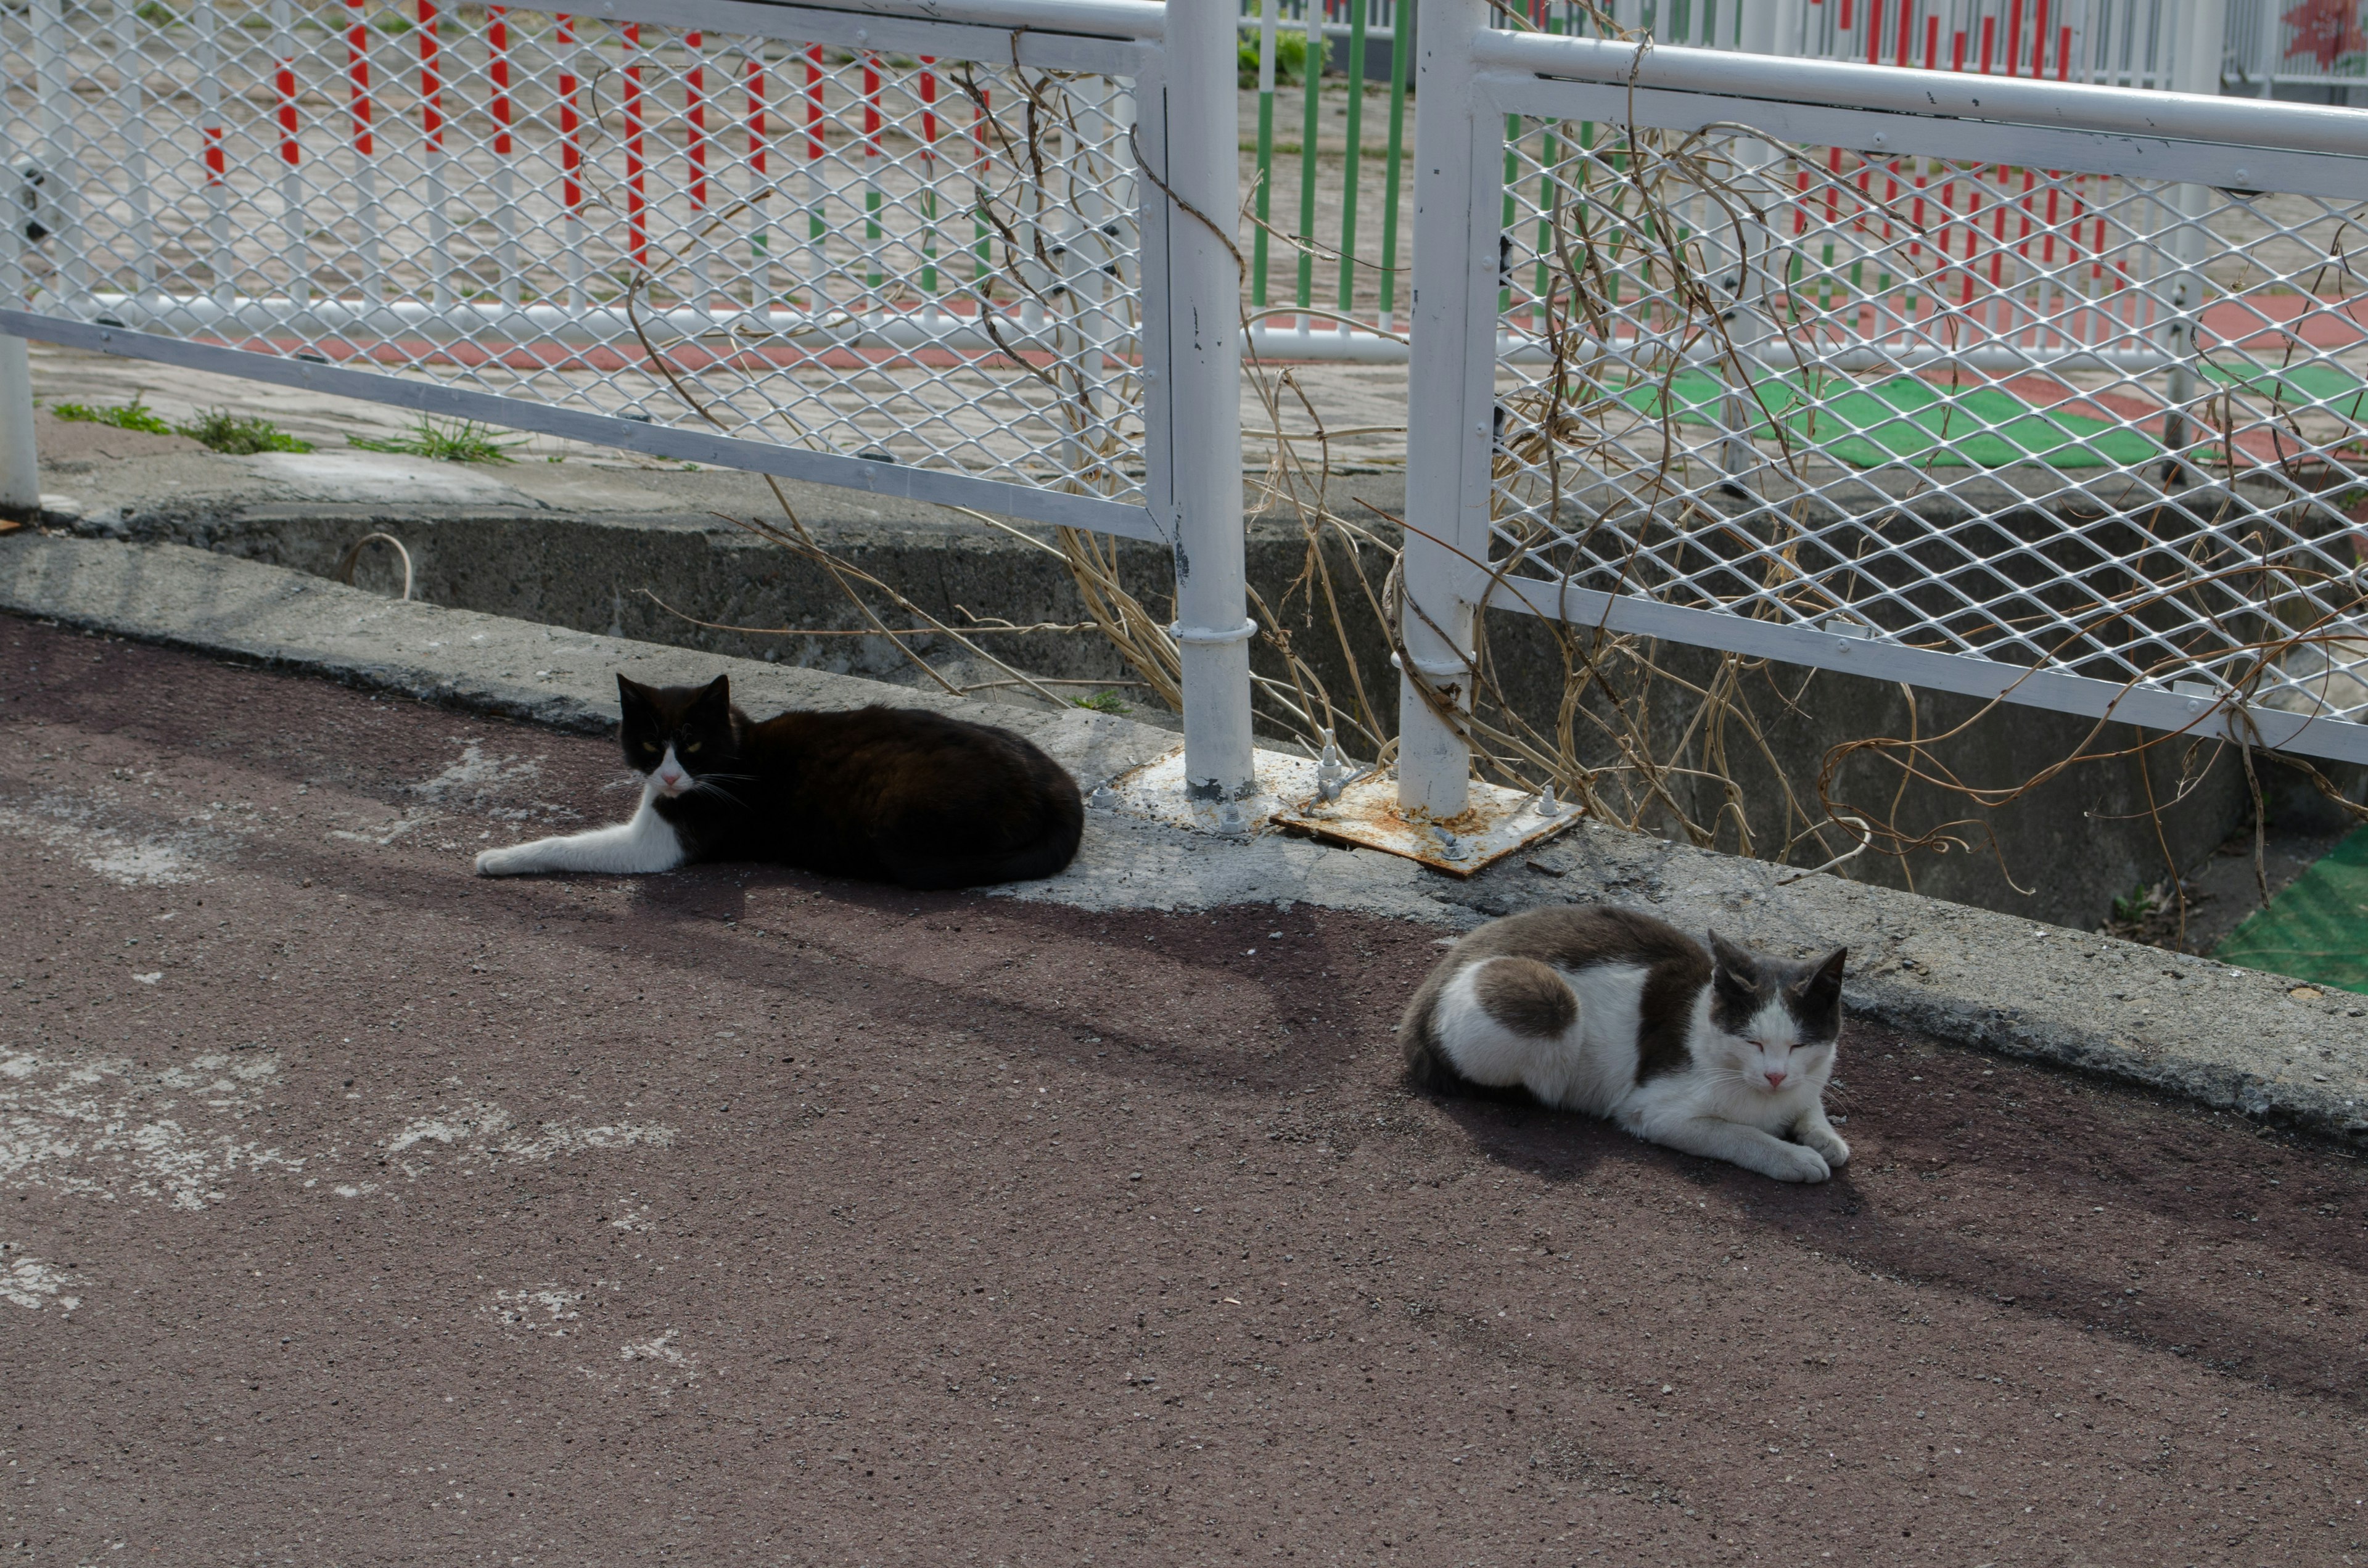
[1615,369,2163,470]
[2214,824,2368,993]
[2200,359,2368,424]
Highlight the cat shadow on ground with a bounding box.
[617,861,754,924]
[1421,1062,2368,1410]
[1420,1083,1872,1200]
[600,870,1379,1098]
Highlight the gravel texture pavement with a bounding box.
[5,617,2366,1567]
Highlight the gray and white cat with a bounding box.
[1398,906,1850,1183]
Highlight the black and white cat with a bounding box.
[1399,906,1850,1183]
[475,673,1083,890]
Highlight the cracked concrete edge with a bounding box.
[7,530,2367,1149]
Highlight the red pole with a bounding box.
[746,56,768,179]
[416,1,443,150]
[273,47,300,168]
[342,0,372,155]
[686,31,709,215]
[805,42,824,166]
[623,23,647,267]
[488,8,513,159]
[557,15,582,213]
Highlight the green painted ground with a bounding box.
[2201,360,2368,423]
[1615,369,2162,470]
[2215,826,2368,992]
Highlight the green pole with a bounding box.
[1296,0,1322,324]
[1375,0,1412,332]
[1336,0,1368,319]
[1254,0,1277,308]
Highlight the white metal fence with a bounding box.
[1396,0,2368,818]
[0,0,1259,802]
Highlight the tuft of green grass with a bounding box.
[1240,31,1312,89]
[51,396,174,436]
[1069,690,1132,715]
[55,396,320,456]
[133,0,179,25]
[175,408,314,455]
[350,417,525,464]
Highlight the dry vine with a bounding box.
[612,26,2366,942]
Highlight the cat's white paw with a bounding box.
[1760,1143,1832,1183]
[1801,1128,1851,1167]
[475,844,535,877]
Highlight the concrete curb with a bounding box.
[7,530,2366,1147]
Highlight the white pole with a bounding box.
[1161,0,1255,803]
[1,52,41,517]
[2174,0,2230,96]
[0,337,35,517]
[2160,0,2228,475]
[1397,0,1490,819]
[1737,0,1778,57]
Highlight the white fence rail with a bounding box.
[0,0,1259,802]
[1397,0,2368,818]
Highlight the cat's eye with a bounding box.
[640,742,659,753]
[684,741,702,753]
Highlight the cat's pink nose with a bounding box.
[1764,1070,1788,1089]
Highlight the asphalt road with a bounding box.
[4,614,2365,1567]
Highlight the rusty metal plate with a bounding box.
[1091,747,1579,875]
[1268,768,1580,876]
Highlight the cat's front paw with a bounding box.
[1799,1127,1851,1168]
[1759,1143,1832,1183]
[475,844,535,877]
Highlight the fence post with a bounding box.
[1163,0,1256,802]
[1397,0,1493,819]
[1737,1,1778,55]
[0,337,35,517]
[2175,0,2230,97]
[2160,0,2229,472]
[0,141,33,516]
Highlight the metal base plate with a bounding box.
[1094,747,1580,876]
[1270,768,1579,877]
[1092,747,1323,839]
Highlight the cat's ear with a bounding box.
[691,673,731,713]
[1786,947,1848,1033]
[617,674,660,726]
[1704,928,1761,1014]
[1706,930,1761,987]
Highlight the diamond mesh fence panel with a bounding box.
[1487,110,2368,742]
[0,1,1148,514]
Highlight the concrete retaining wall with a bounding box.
[90,493,2256,930]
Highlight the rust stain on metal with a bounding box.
[1270,770,1578,877]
